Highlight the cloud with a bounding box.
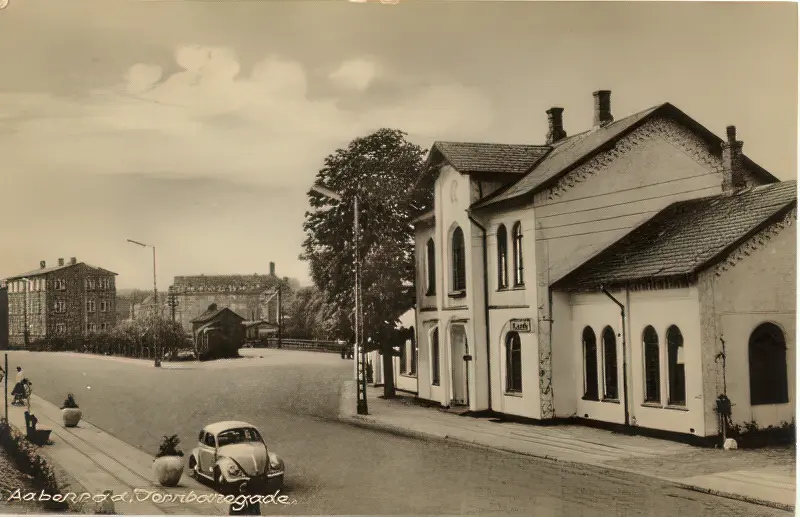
[0,46,496,188]
[328,58,377,92]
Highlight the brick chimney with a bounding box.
[721,125,746,193]
[546,107,567,144]
[70,257,77,265]
[593,90,614,127]
[58,258,64,267]
[269,262,276,276]
[39,261,46,269]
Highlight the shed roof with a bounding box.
[553,181,797,290]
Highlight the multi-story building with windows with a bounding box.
[408,90,795,439]
[4,257,118,346]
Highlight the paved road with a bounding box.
[2,349,790,516]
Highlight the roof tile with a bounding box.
[433,142,550,175]
[554,181,797,290]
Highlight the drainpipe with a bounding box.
[467,213,492,412]
[600,285,630,427]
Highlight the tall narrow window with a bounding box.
[425,239,436,296]
[497,224,508,289]
[410,329,417,375]
[512,222,524,286]
[582,326,599,400]
[643,326,661,403]
[505,331,522,392]
[602,326,618,400]
[667,325,686,406]
[749,323,788,405]
[431,328,441,386]
[451,227,466,292]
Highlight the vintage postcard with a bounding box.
[0,0,796,515]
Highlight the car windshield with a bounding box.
[216,427,262,447]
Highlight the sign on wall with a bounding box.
[509,318,532,333]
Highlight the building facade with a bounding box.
[410,90,794,438]
[4,258,118,346]
[170,262,286,333]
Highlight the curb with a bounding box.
[338,411,795,513]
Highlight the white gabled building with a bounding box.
[408,90,795,439]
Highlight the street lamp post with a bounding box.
[310,184,368,415]
[127,239,161,367]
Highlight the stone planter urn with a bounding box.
[61,393,82,427]
[61,408,82,427]
[153,455,184,487]
[153,435,185,487]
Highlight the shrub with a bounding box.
[0,418,69,511]
[727,418,795,448]
[61,394,79,409]
[156,435,184,458]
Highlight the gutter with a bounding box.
[467,212,492,412]
[600,286,630,427]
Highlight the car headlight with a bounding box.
[269,454,284,471]
[227,463,243,477]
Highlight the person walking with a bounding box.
[15,366,23,383]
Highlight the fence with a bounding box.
[263,338,344,354]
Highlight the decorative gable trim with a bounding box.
[714,205,797,277]
[538,117,723,202]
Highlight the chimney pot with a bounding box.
[70,257,77,265]
[721,125,746,192]
[40,261,46,269]
[546,107,567,145]
[726,125,736,143]
[593,90,614,127]
[58,258,64,267]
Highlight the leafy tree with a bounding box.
[301,128,426,397]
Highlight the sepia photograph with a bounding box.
[0,0,797,515]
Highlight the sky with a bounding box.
[0,0,796,290]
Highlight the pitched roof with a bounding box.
[4,262,118,281]
[430,141,551,175]
[191,306,246,324]
[473,103,779,209]
[553,181,797,290]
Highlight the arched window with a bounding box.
[431,328,441,386]
[582,326,599,400]
[602,327,618,400]
[425,239,436,296]
[505,331,522,392]
[512,222,524,286]
[451,227,466,292]
[749,323,789,405]
[497,225,508,289]
[643,326,661,403]
[666,325,686,406]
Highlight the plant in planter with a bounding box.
[152,435,184,487]
[60,393,82,427]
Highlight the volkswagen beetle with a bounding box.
[189,421,285,493]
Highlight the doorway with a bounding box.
[450,325,469,406]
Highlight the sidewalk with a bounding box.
[338,382,796,512]
[5,395,229,515]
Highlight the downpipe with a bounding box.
[467,213,492,412]
[600,286,630,427]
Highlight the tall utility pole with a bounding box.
[310,184,367,415]
[276,284,283,349]
[167,287,178,322]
